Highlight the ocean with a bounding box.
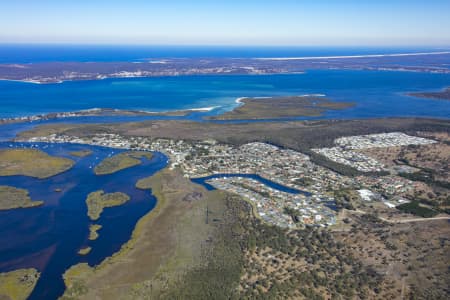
[0,44,446,63]
[1,70,450,120]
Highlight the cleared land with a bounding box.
[211,96,354,120]
[0,268,40,300]
[0,185,43,210]
[86,190,130,221]
[409,87,450,100]
[94,151,152,175]
[0,149,74,179]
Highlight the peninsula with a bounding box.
[211,95,354,120]
[409,87,450,100]
[1,52,450,84]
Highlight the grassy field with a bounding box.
[0,148,74,179]
[0,268,40,300]
[0,185,44,210]
[211,96,354,120]
[94,151,153,175]
[86,190,130,221]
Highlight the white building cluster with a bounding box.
[313,132,436,172]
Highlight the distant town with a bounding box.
[1,52,450,84]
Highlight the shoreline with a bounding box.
[0,106,221,125]
[0,78,63,84]
[256,51,450,61]
[235,94,326,104]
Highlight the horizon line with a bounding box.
[1,42,450,49]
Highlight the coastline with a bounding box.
[0,106,221,126]
[0,78,63,84]
[256,51,450,61]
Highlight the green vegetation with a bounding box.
[211,96,354,120]
[78,247,92,256]
[284,206,301,223]
[399,169,450,189]
[86,190,130,221]
[70,149,93,157]
[334,188,360,210]
[0,148,74,179]
[307,151,363,176]
[240,222,383,299]
[293,176,314,186]
[0,268,40,300]
[17,118,450,151]
[0,185,44,210]
[156,193,246,300]
[88,224,102,240]
[94,151,152,175]
[396,201,439,218]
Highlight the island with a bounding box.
[210,95,354,120]
[78,247,92,256]
[86,190,130,221]
[94,151,153,175]
[0,148,74,179]
[408,87,450,100]
[88,224,102,241]
[70,149,93,157]
[0,268,40,300]
[0,185,44,210]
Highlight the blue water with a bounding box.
[1,70,450,120]
[0,44,447,63]
[191,173,311,196]
[0,46,449,300]
[0,142,168,300]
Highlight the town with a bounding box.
[313,132,436,172]
[23,131,436,228]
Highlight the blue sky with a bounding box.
[1,0,450,45]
